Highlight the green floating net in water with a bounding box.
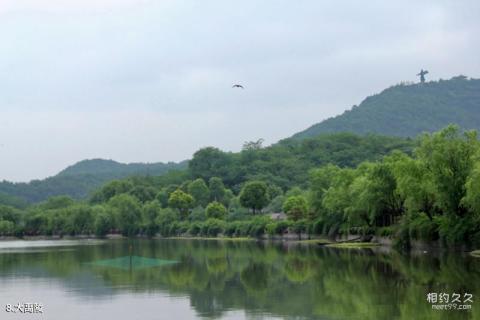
[89,256,179,271]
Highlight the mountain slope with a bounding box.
[57,159,186,177]
[293,76,480,139]
[0,159,187,203]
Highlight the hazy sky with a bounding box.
[1,1,479,182]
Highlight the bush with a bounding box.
[168,222,180,236]
[167,221,188,236]
[248,216,270,237]
[377,226,394,237]
[156,208,179,236]
[203,218,226,237]
[0,220,15,236]
[265,223,276,236]
[24,213,48,235]
[283,196,308,221]
[227,209,252,222]
[265,195,285,213]
[177,221,190,235]
[234,221,251,236]
[291,219,308,235]
[311,218,324,235]
[189,206,206,221]
[266,220,292,236]
[205,202,227,219]
[409,213,438,241]
[188,222,202,235]
[436,214,479,246]
[393,215,413,250]
[94,212,113,237]
[224,221,239,236]
[393,225,411,251]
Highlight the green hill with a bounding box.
[0,159,187,203]
[292,76,480,139]
[57,159,186,177]
[186,132,414,192]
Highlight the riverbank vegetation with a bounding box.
[0,126,479,249]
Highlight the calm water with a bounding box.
[0,239,478,320]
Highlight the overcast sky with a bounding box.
[0,1,479,182]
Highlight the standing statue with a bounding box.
[417,69,429,83]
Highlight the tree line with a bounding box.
[0,132,413,204]
[0,125,478,248]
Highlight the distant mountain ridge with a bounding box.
[292,76,480,139]
[0,159,187,203]
[57,159,185,177]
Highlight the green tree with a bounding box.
[309,164,341,215]
[361,161,403,227]
[239,181,269,214]
[91,180,133,203]
[283,196,308,221]
[189,147,231,182]
[219,189,234,207]
[156,189,169,208]
[463,161,480,215]
[206,201,227,219]
[209,177,226,202]
[265,195,285,213]
[66,205,94,235]
[0,220,14,236]
[108,194,142,236]
[129,185,157,203]
[320,168,357,235]
[391,152,436,219]
[168,189,194,219]
[416,125,479,216]
[156,208,179,236]
[188,179,210,207]
[40,196,75,210]
[267,184,283,200]
[143,201,162,236]
[0,205,21,224]
[93,206,113,237]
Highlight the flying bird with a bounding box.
[232,84,244,89]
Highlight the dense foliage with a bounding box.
[189,133,414,191]
[293,76,480,139]
[0,126,478,249]
[0,133,411,205]
[0,159,187,203]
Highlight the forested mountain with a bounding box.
[0,159,187,203]
[187,133,414,192]
[57,159,186,177]
[6,125,477,249]
[0,134,412,204]
[292,76,480,139]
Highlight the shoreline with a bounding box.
[0,234,477,254]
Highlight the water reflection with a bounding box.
[0,239,478,319]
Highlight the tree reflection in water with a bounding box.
[0,239,478,319]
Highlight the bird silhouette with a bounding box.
[232,84,244,89]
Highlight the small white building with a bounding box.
[269,212,287,220]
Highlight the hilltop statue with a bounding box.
[417,69,429,83]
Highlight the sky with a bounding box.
[0,1,479,182]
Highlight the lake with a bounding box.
[0,239,478,319]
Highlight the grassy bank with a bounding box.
[326,242,381,249]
